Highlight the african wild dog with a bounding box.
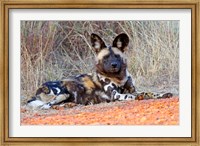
[27,33,173,109]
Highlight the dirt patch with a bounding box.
[21,97,179,125]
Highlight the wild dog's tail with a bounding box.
[134,92,173,100]
[26,81,71,109]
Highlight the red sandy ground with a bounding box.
[21,97,179,125]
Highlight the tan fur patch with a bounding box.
[92,73,102,88]
[82,76,95,90]
[39,93,55,103]
[96,48,109,61]
[98,72,129,86]
[54,94,70,103]
[96,47,126,63]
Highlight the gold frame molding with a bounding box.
[0,0,199,145]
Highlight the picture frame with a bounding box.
[0,0,199,145]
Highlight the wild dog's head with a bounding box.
[91,33,129,79]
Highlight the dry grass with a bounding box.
[21,21,179,100]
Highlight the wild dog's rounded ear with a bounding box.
[36,87,43,96]
[91,33,106,53]
[113,33,129,52]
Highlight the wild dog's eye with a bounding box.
[103,59,107,63]
[103,55,109,59]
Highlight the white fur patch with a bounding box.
[113,90,136,101]
[55,87,61,94]
[94,42,101,49]
[48,89,55,95]
[96,49,109,60]
[104,82,114,91]
[97,74,116,91]
[73,91,78,102]
[73,92,77,98]
[97,74,106,82]
[40,103,51,109]
[47,88,61,96]
[117,41,122,48]
[27,100,44,108]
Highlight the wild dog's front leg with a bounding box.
[122,76,136,94]
[123,76,173,100]
[109,76,136,101]
[111,90,136,101]
[135,92,173,100]
[100,76,136,101]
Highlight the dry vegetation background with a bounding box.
[21,21,179,101]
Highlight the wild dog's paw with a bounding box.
[135,92,173,100]
[52,104,65,110]
[125,94,136,100]
[135,94,144,100]
[111,90,118,100]
[111,90,135,101]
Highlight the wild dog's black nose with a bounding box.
[111,63,117,68]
